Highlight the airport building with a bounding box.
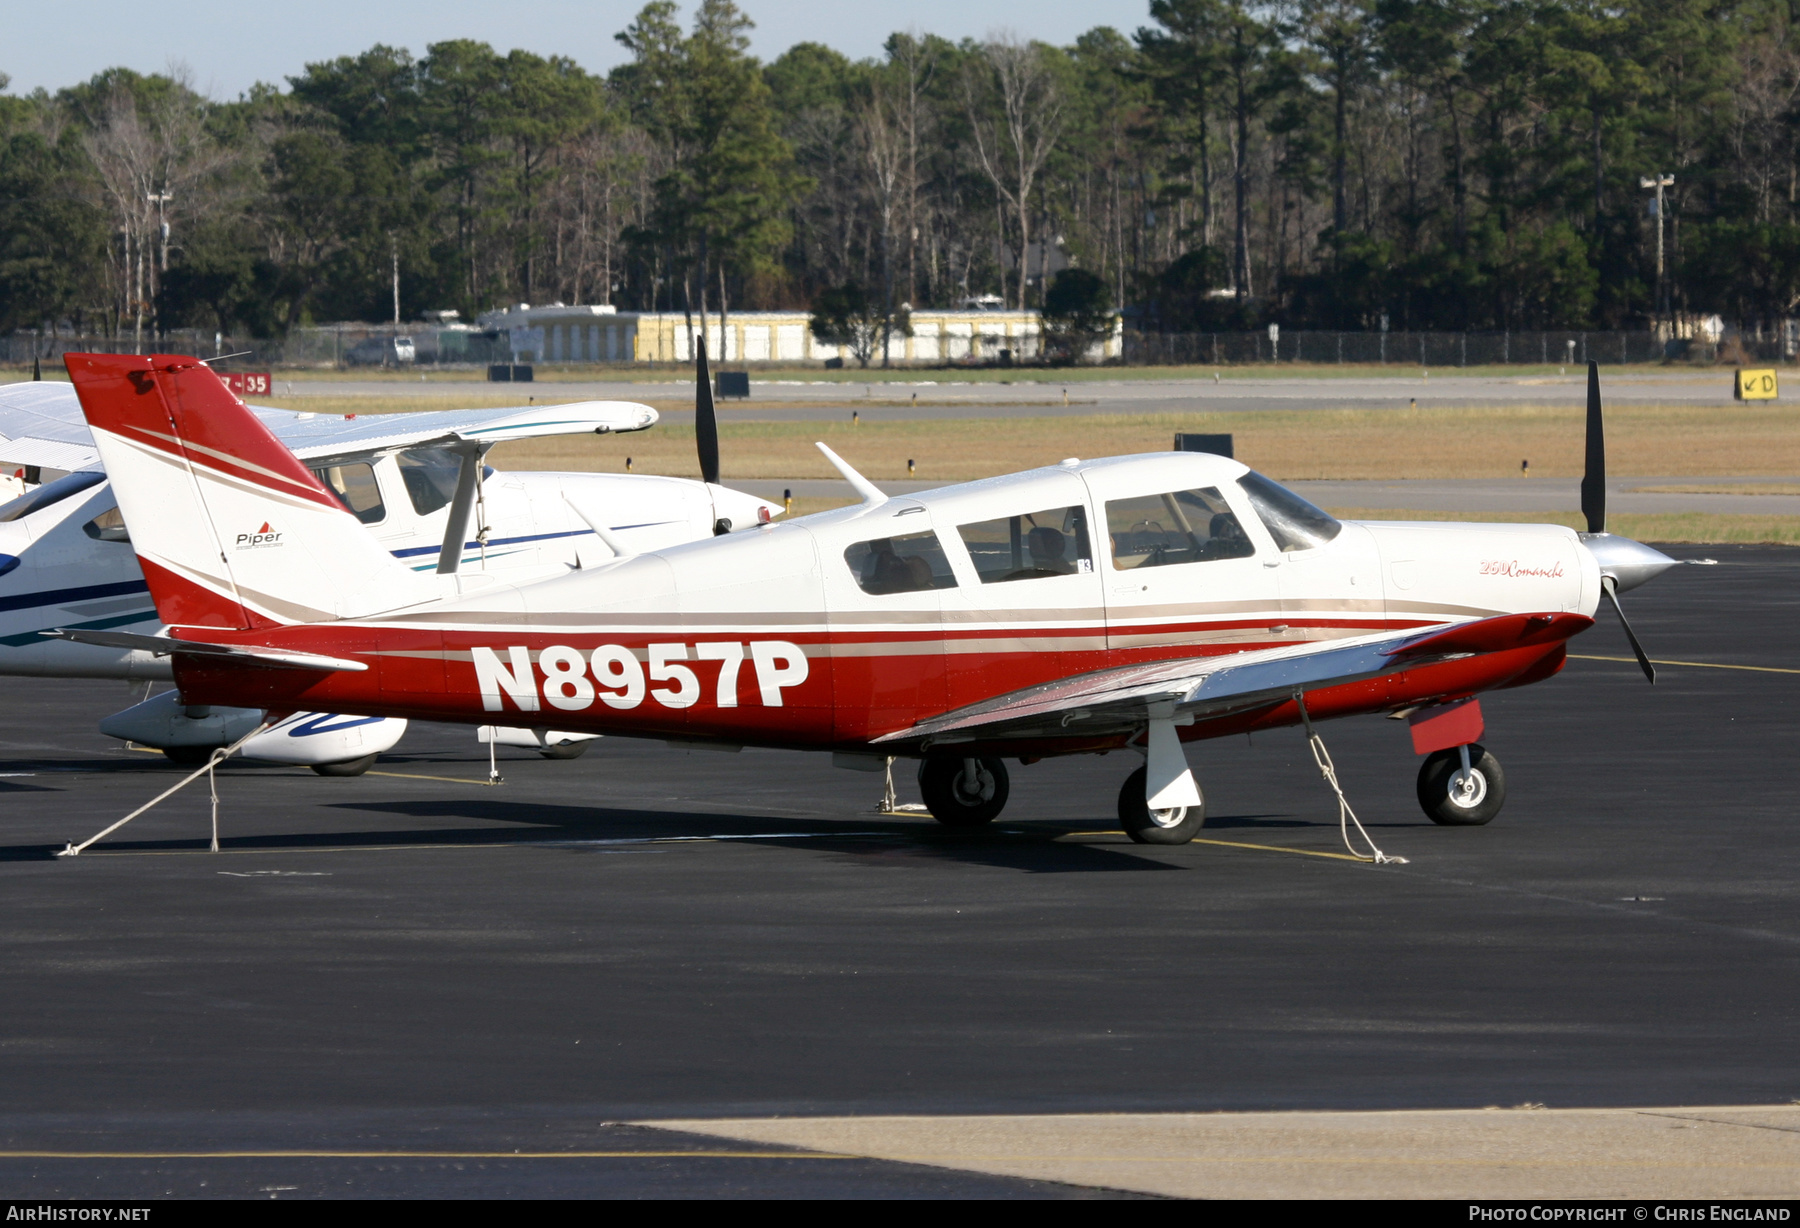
[471,304,1124,365]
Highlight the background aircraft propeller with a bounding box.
[1581,361,1605,534]
[1581,360,1655,684]
[694,338,731,534]
[695,337,721,486]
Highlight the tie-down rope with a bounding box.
[59,719,272,858]
[1293,690,1406,866]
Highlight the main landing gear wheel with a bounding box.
[918,756,1009,827]
[312,753,379,777]
[1417,743,1506,826]
[1117,765,1208,845]
[538,741,589,760]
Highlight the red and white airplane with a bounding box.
[55,351,1680,844]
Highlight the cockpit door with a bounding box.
[933,475,1107,708]
[1082,461,1281,665]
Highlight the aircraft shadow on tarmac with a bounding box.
[0,795,1191,872]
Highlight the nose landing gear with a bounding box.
[1417,743,1506,825]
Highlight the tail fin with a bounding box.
[65,353,430,629]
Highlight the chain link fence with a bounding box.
[6,324,1789,369]
[0,325,510,369]
[1123,330,1691,366]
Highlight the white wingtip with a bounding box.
[815,443,886,504]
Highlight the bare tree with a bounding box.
[964,34,1063,309]
[859,82,905,365]
[82,84,229,347]
[883,34,937,307]
[1731,38,1800,225]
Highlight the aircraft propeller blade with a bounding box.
[1580,360,1605,534]
[1601,576,1655,684]
[695,337,720,487]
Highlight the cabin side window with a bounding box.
[957,505,1093,583]
[844,531,958,595]
[310,461,386,525]
[396,447,463,516]
[1104,486,1256,570]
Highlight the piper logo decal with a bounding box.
[236,522,283,550]
[471,642,808,713]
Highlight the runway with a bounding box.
[0,544,1795,1197]
[272,369,1747,419]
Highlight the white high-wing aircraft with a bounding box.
[0,375,775,771]
[56,352,1684,843]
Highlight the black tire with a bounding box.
[917,756,1010,827]
[161,745,216,767]
[1117,765,1208,844]
[538,740,589,760]
[1416,743,1505,826]
[311,753,379,778]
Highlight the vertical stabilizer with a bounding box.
[65,353,430,628]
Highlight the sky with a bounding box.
[1,0,1138,99]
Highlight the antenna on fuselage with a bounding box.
[816,442,886,505]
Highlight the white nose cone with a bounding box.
[1579,532,1678,594]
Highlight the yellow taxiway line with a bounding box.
[1570,653,1800,675]
[366,769,496,786]
[1062,831,1364,861]
[0,1150,854,1161]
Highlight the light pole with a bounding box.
[147,191,172,271]
[1640,174,1674,328]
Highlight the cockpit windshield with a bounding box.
[0,471,106,523]
[1237,471,1342,552]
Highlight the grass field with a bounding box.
[776,497,1800,542]
[254,390,1800,482]
[451,401,1800,483]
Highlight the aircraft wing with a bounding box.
[874,612,1592,747]
[0,381,104,472]
[258,401,658,463]
[0,382,656,472]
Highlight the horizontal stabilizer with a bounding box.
[44,627,367,672]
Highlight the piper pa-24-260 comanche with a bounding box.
[0,373,774,772]
[55,352,1687,853]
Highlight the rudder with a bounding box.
[65,353,430,629]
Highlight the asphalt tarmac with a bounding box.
[0,543,1793,1198]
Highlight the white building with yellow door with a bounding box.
[475,304,1122,365]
